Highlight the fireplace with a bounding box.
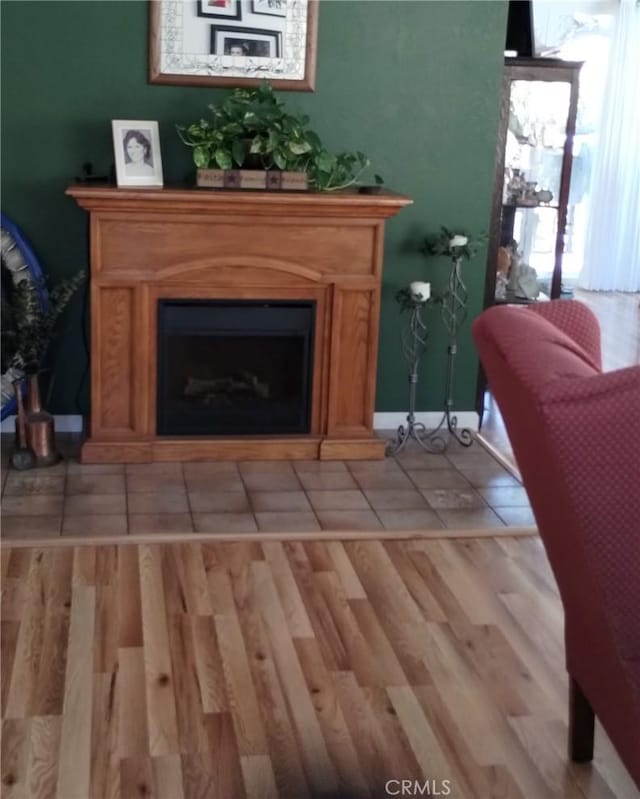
[67,185,411,461]
[157,300,315,435]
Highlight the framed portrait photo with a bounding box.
[112,120,163,187]
[197,0,242,21]
[148,0,318,91]
[211,25,281,58]
[251,0,286,18]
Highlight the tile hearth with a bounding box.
[0,434,536,539]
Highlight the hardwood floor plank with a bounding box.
[6,548,32,579]
[191,615,228,714]
[1,547,10,580]
[227,557,311,799]
[56,584,95,799]
[214,613,269,757]
[326,540,367,599]
[332,670,390,794]
[1,576,27,622]
[294,637,370,798]
[4,553,47,719]
[315,570,382,687]
[252,560,339,795]
[29,612,70,716]
[414,684,525,799]
[118,546,143,647]
[72,545,97,587]
[90,672,120,799]
[366,685,424,785]
[1,718,30,799]
[202,712,246,799]
[283,541,349,672]
[163,544,211,617]
[387,685,452,786]
[151,755,185,799]
[120,756,156,799]
[261,541,314,638]
[138,544,179,757]
[348,599,408,687]
[26,715,61,799]
[240,754,279,799]
[1,621,20,716]
[43,549,73,616]
[345,541,432,684]
[95,545,118,587]
[94,580,118,675]
[384,540,447,622]
[117,647,149,758]
[167,614,208,754]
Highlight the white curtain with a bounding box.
[578,0,640,292]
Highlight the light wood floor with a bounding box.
[1,538,637,799]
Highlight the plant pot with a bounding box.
[196,168,308,191]
[24,372,60,466]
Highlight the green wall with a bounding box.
[1,0,507,415]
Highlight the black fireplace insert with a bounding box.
[156,300,315,436]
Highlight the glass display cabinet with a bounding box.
[483,57,582,305]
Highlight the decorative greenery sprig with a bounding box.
[3,271,85,374]
[423,226,487,262]
[177,82,383,192]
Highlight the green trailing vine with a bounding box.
[177,82,383,192]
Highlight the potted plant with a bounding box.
[2,269,85,465]
[177,82,383,192]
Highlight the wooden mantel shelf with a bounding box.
[67,184,412,463]
[67,184,411,218]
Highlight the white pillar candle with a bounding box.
[449,234,468,247]
[410,281,431,301]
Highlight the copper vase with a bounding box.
[11,380,36,470]
[24,373,60,467]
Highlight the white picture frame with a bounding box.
[112,120,164,187]
[149,0,318,91]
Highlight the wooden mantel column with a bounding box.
[67,185,411,462]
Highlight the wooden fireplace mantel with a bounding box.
[67,185,411,462]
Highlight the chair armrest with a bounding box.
[529,300,602,369]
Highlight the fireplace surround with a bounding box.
[67,185,411,462]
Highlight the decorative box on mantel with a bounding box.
[66,185,411,463]
[197,168,308,191]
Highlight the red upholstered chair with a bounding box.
[472,300,640,788]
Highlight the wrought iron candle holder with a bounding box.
[386,296,447,456]
[387,255,474,457]
[428,255,473,448]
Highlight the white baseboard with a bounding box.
[1,414,84,433]
[373,411,479,431]
[2,412,480,435]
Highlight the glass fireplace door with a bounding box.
[157,300,315,436]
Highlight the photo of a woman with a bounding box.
[112,120,163,187]
[123,129,154,176]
